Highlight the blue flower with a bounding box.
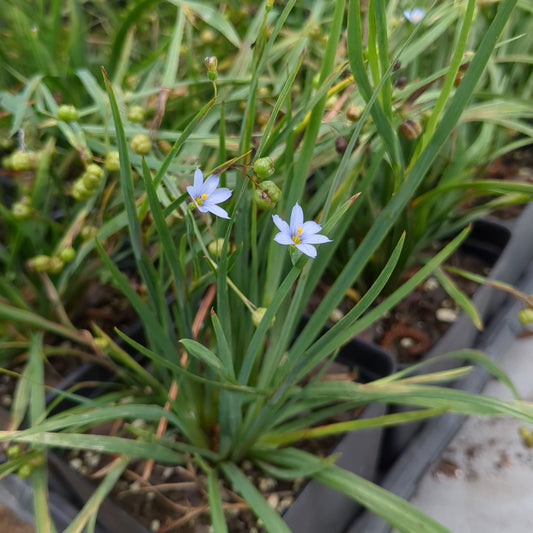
[272,203,332,258]
[403,8,424,23]
[187,168,232,219]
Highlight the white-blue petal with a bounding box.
[289,203,304,234]
[203,174,220,194]
[301,220,322,235]
[208,187,232,204]
[274,233,294,246]
[193,168,204,189]
[301,233,332,245]
[205,203,230,219]
[272,214,290,234]
[296,243,317,258]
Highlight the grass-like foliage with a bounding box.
[1,1,533,532]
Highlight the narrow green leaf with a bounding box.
[180,339,223,372]
[434,267,483,330]
[221,462,292,533]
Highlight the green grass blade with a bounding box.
[434,267,483,330]
[221,462,292,533]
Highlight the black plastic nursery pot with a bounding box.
[348,243,533,533]
[344,204,533,532]
[283,339,394,533]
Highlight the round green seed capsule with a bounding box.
[11,151,33,171]
[72,179,92,200]
[253,157,275,181]
[80,225,98,240]
[6,444,21,458]
[47,256,65,274]
[12,201,31,219]
[105,151,120,171]
[346,105,363,122]
[17,464,32,479]
[253,180,281,210]
[59,247,76,262]
[28,255,52,272]
[127,105,146,123]
[130,134,152,155]
[57,104,79,122]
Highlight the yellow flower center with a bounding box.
[292,227,303,245]
[195,193,208,206]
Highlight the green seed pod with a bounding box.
[11,151,33,171]
[253,180,281,210]
[127,105,146,123]
[253,157,275,181]
[6,444,21,458]
[94,337,109,349]
[86,163,104,180]
[17,464,33,479]
[47,256,65,274]
[518,308,533,325]
[207,238,228,258]
[28,453,44,468]
[12,201,32,219]
[72,179,92,200]
[346,105,363,122]
[82,171,101,190]
[80,225,98,240]
[252,307,275,328]
[518,426,533,447]
[28,255,52,272]
[400,119,423,140]
[266,0,274,12]
[130,134,152,155]
[59,247,76,262]
[105,151,120,171]
[57,104,79,122]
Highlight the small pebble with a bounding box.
[69,458,82,470]
[423,277,439,291]
[329,308,344,323]
[399,337,415,349]
[130,481,141,492]
[436,308,458,323]
[267,493,279,509]
[150,519,160,532]
[258,476,277,492]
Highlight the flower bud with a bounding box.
[105,151,120,171]
[346,105,363,122]
[130,134,152,154]
[253,180,281,209]
[266,0,274,12]
[127,105,146,123]
[400,118,422,140]
[59,247,76,262]
[205,56,218,81]
[57,104,79,122]
[518,308,533,325]
[253,157,275,180]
